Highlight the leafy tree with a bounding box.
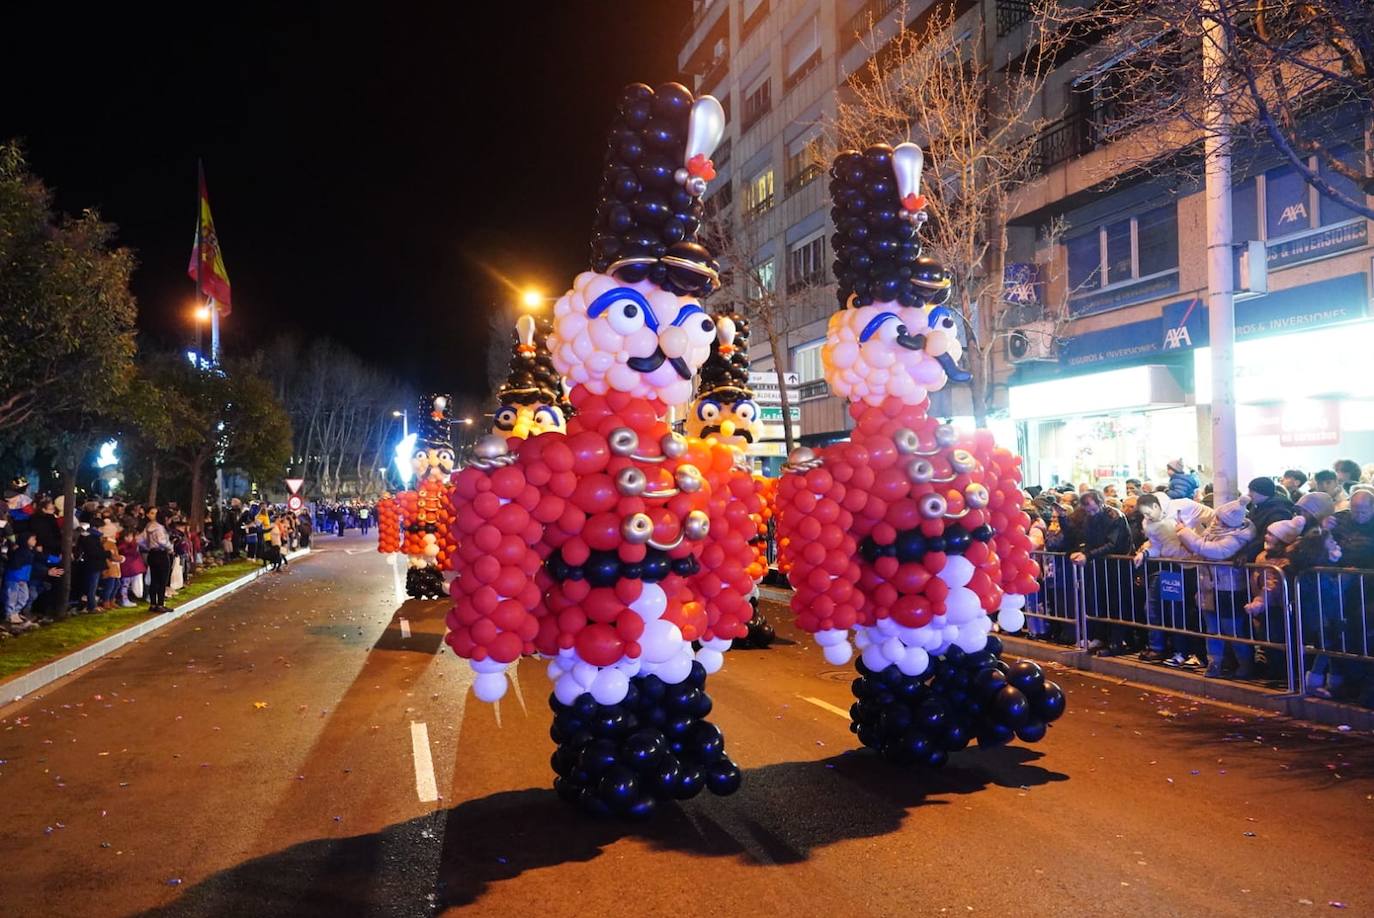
[0,141,138,613]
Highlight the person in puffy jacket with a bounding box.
[117,530,146,607]
[1071,490,1134,655]
[1178,500,1256,679]
[1133,493,1213,663]
[1165,458,1200,500]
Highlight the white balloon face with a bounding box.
[822,301,967,406]
[550,271,717,406]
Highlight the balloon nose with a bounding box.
[658,326,689,359]
[923,329,951,357]
[720,419,737,437]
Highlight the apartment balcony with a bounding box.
[786,270,827,294]
[783,49,822,93]
[743,194,776,221]
[700,54,729,93]
[995,0,1033,37]
[1026,105,1125,176]
[741,94,772,134]
[840,0,904,52]
[783,162,823,197]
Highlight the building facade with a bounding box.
[679,0,1372,487]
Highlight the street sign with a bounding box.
[759,405,800,422]
[283,477,305,495]
[748,371,800,387]
[749,371,800,407]
[287,494,304,512]
[747,441,788,458]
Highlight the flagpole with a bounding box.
[210,297,220,366]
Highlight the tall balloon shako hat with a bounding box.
[829,143,952,310]
[417,393,453,448]
[589,83,727,298]
[497,314,568,412]
[694,312,753,402]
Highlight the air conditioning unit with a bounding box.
[1006,321,1056,363]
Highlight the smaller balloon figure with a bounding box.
[493,314,571,440]
[775,142,1065,768]
[685,312,774,648]
[394,394,456,599]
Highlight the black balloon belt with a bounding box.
[547,547,701,585]
[859,522,996,565]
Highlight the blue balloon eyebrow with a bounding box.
[670,303,705,327]
[859,312,901,342]
[927,306,953,329]
[587,287,658,331]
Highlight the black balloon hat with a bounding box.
[695,312,753,401]
[497,314,571,415]
[590,83,727,298]
[829,142,952,309]
[416,393,453,449]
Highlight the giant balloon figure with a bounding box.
[685,312,774,648]
[446,83,752,818]
[774,143,1065,766]
[493,314,570,439]
[377,394,456,599]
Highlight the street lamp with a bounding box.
[520,288,545,310]
[391,409,408,437]
[192,303,211,358]
[460,417,474,425]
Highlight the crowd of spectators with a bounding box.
[1024,458,1374,707]
[3,477,204,633]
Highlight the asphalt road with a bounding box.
[1,533,1371,917]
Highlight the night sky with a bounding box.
[1,1,691,396]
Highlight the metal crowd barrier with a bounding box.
[1294,567,1374,694]
[1027,551,1300,693]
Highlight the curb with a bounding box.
[999,634,1374,733]
[2,549,311,705]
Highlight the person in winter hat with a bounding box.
[1245,476,1296,559]
[1177,500,1257,679]
[1132,492,1213,663]
[1165,459,1200,500]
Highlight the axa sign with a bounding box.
[1162,297,1204,350]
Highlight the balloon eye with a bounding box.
[877,321,902,343]
[495,409,517,429]
[701,318,714,333]
[535,407,563,427]
[735,402,756,421]
[697,400,720,421]
[606,299,646,335]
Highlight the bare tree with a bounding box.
[1058,0,1373,219]
[699,200,815,452]
[257,338,414,499]
[829,2,1069,424]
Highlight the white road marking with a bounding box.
[800,695,851,720]
[399,618,411,639]
[410,722,439,802]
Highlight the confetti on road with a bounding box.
[253,701,268,710]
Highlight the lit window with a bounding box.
[744,168,775,218]
[793,340,824,382]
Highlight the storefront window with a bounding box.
[1105,218,1133,284]
[1231,176,1259,241]
[1319,144,1364,227]
[1264,162,1310,239]
[1067,232,1100,291]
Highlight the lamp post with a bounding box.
[193,304,211,360]
[391,408,408,438]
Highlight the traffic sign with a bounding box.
[749,370,800,407]
[759,405,800,422]
[287,494,304,512]
[283,477,305,495]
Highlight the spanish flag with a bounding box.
[187,162,232,314]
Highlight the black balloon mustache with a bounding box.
[627,347,691,379]
[701,424,754,443]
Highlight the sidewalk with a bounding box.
[1000,633,1374,733]
[1,549,309,706]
